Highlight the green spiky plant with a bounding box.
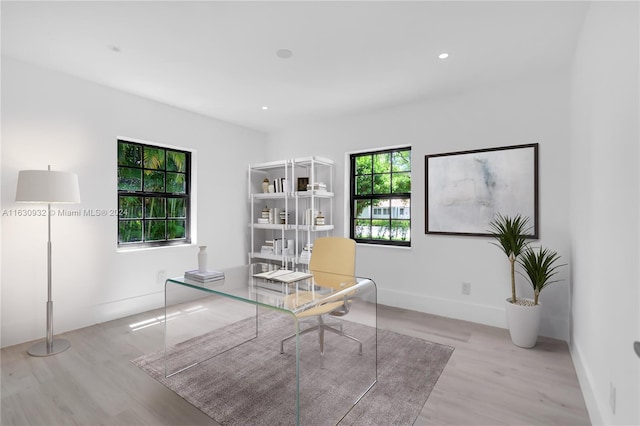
[518,247,565,305]
[488,213,531,304]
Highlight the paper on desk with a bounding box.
[253,269,313,283]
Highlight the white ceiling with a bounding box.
[1,1,589,133]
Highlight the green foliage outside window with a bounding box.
[117,140,190,246]
[351,148,411,246]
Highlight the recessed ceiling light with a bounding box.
[261,106,269,110]
[276,49,293,59]
[438,52,449,59]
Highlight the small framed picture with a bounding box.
[297,177,309,191]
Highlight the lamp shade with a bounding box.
[16,169,80,204]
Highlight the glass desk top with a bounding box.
[166,263,375,316]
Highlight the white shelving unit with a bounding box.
[248,156,334,268]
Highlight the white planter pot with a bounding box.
[505,298,541,348]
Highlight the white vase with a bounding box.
[198,246,208,272]
[505,298,541,348]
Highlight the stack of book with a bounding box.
[306,182,327,192]
[257,218,269,224]
[184,269,225,283]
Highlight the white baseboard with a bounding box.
[378,287,507,330]
[569,341,602,425]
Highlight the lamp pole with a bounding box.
[27,165,71,356]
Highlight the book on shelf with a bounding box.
[253,269,313,283]
[184,269,225,283]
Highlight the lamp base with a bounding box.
[27,338,71,357]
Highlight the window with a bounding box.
[350,147,411,246]
[117,139,191,247]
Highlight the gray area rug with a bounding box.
[132,312,453,425]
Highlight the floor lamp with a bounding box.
[16,165,80,357]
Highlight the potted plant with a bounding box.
[488,213,531,304]
[488,213,537,347]
[504,246,565,346]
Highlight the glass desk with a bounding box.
[164,263,377,426]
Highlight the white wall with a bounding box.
[1,58,267,348]
[569,2,640,425]
[267,68,572,341]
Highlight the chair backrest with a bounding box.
[309,237,356,289]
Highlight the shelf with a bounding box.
[297,224,334,232]
[252,192,290,199]
[295,190,333,198]
[249,156,334,268]
[250,252,295,263]
[251,223,294,230]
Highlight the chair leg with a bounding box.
[280,324,320,354]
[280,318,363,355]
[323,325,363,355]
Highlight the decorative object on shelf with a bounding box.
[15,165,81,357]
[279,210,290,224]
[426,143,538,237]
[262,178,270,193]
[315,212,325,225]
[268,184,275,193]
[198,246,208,272]
[297,177,309,191]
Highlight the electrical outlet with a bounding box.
[461,282,471,295]
[157,270,167,286]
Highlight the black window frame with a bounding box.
[349,147,411,247]
[117,139,191,248]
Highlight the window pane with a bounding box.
[373,174,390,194]
[119,196,143,219]
[390,220,411,241]
[354,199,371,219]
[371,219,390,240]
[167,220,186,239]
[118,142,141,167]
[392,151,411,172]
[119,220,142,243]
[391,198,411,219]
[145,197,166,219]
[167,151,186,172]
[166,172,186,193]
[145,220,166,241]
[355,155,372,175]
[144,147,165,169]
[356,175,372,195]
[372,199,390,219]
[373,153,391,173]
[167,198,186,218]
[118,167,142,191]
[144,170,165,192]
[392,172,411,193]
[355,219,371,239]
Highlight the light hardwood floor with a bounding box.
[1,298,590,425]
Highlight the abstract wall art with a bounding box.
[425,143,538,237]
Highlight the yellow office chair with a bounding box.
[280,237,363,355]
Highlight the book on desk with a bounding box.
[184,269,225,283]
